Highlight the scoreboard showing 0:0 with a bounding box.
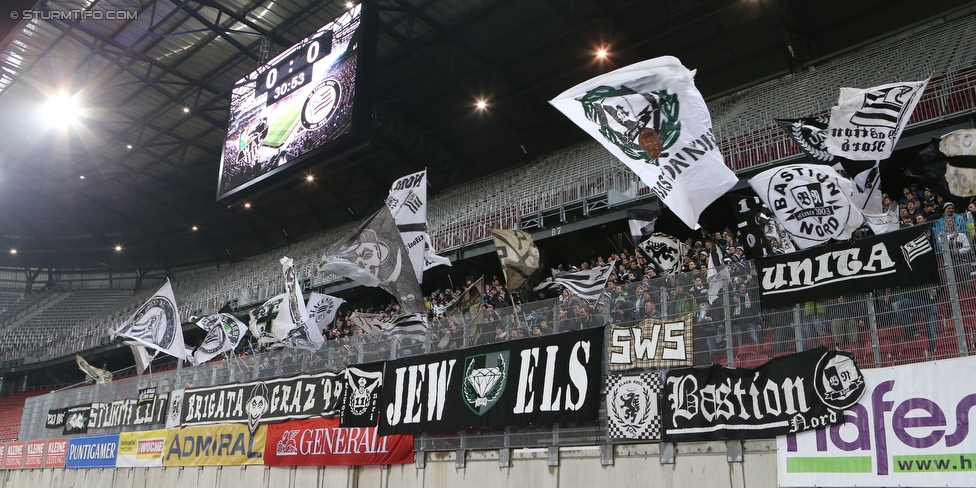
[216,4,365,200]
[255,31,332,105]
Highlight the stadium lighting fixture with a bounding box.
[476,99,487,110]
[79,175,85,179]
[596,48,608,58]
[244,202,252,208]
[346,1,354,8]
[183,107,190,113]
[9,249,16,255]
[114,245,122,252]
[40,93,83,126]
[306,174,314,182]
[191,225,199,231]
[126,144,132,149]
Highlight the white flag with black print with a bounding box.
[534,260,617,300]
[824,80,928,161]
[348,312,428,342]
[248,294,285,345]
[275,256,325,351]
[190,313,247,365]
[492,229,540,289]
[111,279,188,364]
[305,292,345,332]
[638,233,684,275]
[386,169,450,282]
[76,355,112,385]
[706,242,731,305]
[550,56,738,229]
[749,164,864,249]
[627,208,660,246]
[318,206,426,314]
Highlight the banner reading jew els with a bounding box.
[778,355,976,487]
[379,327,603,436]
[265,417,414,466]
[663,348,865,442]
[550,56,738,229]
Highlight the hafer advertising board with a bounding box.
[779,355,976,487]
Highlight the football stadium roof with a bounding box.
[0,0,971,271]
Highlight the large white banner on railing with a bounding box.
[778,355,976,487]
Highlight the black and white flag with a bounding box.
[110,279,188,367]
[386,169,450,281]
[276,256,325,351]
[348,312,428,342]
[824,80,928,161]
[492,229,540,289]
[534,261,616,300]
[46,408,67,429]
[76,355,112,384]
[318,206,426,314]
[248,294,285,345]
[305,292,344,332]
[749,164,864,249]
[550,56,738,229]
[190,313,247,365]
[340,364,384,428]
[638,233,684,275]
[62,404,92,435]
[627,208,660,246]
[607,372,663,441]
[706,242,730,305]
[906,129,976,200]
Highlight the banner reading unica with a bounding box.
[118,429,167,467]
[44,439,68,468]
[3,442,23,469]
[265,417,414,466]
[162,423,266,466]
[778,355,976,487]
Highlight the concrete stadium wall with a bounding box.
[0,441,778,488]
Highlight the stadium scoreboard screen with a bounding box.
[216,4,374,200]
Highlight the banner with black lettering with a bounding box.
[608,315,693,370]
[663,348,865,442]
[340,364,384,428]
[607,372,663,441]
[46,407,67,429]
[756,226,938,308]
[62,404,92,436]
[178,371,345,432]
[379,326,604,436]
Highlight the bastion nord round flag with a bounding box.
[550,56,738,230]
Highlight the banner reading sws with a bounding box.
[608,315,693,370]
[178,371,344,431]
[379,326,604,435]
[162,423,266,466]
[779,355,976,487]
[265,417,413,466]
[756,226,937,308]
[664,348,865,442]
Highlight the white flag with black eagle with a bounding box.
[534,260,616,300]
[110,279,188,368]
[317,206,426,314]
[749,164,864,249]
[275,256,325,351]
[638,233,684,275]
[824,80,928,161]
[386,169,450,282]
[550,56,738,230]
[190,313,247,365]
[347,312,428,342]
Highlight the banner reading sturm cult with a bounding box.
[179,371,344,431]
[162,423,266,466]
[379,326,604,436]
[265,417,414,466]
[756,226,938,308]
[778,355,976,487]
[663,348,865,442]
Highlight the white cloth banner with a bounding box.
[305,292,344,332]
[749,164,864,249]
[825,80,928,161]
[778,355,976,487]
[111,279,188,364]
[550,56,738,229]
[637,233,684,275]
[386,169,450,281]
[190,313,247,365]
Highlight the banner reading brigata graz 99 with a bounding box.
[779,355,976,487]
[379,327,604,435]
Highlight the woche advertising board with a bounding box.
[778,355,976,487]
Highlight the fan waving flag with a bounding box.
[276,256,325,351]
[190,313,247,365]
[638,233,684,275]
[627,208,660,246]
[491,229,540,289]
[318,206,426,314]
[305,292,345,332]
[348,312,428,342]
[824,80,928,161]
[749,164,864,249]
[76,355,112,384]
[248,294,285,345]
[386,169,450,282]
[534,261,616,300]
[110,279,188,366]
[550,56,738,229]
